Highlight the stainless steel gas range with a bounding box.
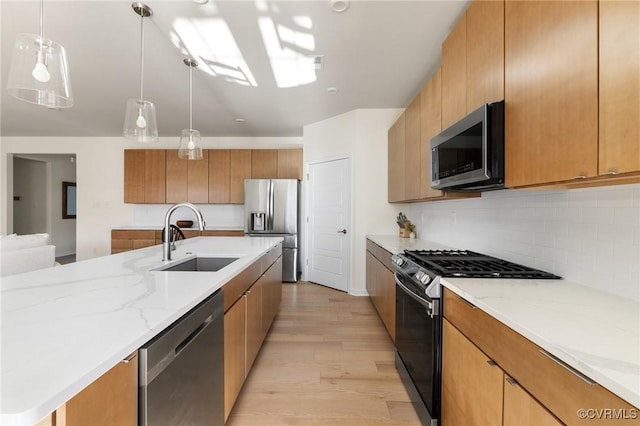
[392,249,560,426]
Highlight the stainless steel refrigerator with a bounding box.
[244,179,299,282]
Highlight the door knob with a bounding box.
[337,229,347,234]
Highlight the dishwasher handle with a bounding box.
[140,290,223,387]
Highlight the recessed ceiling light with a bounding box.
[192,0,208,4]
[327,87,338,95]
[330,0,349,13]
[235,118,246,123]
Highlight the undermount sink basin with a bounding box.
[156,257,239,272]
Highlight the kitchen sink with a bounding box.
[155,256,239,272]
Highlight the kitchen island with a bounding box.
[0,236,283,426]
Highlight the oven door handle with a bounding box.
[395,275,439,317]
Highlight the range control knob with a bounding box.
[416,271,431,286]
[392,256,405,267]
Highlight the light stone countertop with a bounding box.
[0,236,283,426]
[367,234,640,409]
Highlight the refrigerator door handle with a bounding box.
[268,180,274,230]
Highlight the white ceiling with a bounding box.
[0,0,469,137]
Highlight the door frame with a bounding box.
[302,155,352,292]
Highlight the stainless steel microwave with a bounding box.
[430,101,504,191]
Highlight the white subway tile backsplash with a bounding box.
[597,223,635,244]
[409,183,640,301]
[581,207,615,224]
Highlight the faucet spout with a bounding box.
[162,203,206,261]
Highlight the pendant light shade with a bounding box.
[123,3,158,142]
[178,58,203,160]
[7,0,73,108]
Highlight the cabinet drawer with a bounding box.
[443,288,637,425]
[366,240,394,271]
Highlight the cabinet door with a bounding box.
[144,150,166,203]
[209,149,230,203]
[388,113,405,202]
[599,0,640,175]
[505,0,598,187]
[64,353,138,426]
[441,319,503,426]
[466,0,504,112]
[245,283,263,374]
[504,376,562,426]
[251,150,278,179]
[165,150,188,203]
[224,297,246,421]
[187,149,209,203]
[124,150,145,203]
[404,95,422,201]
[262,256,283,337]
[420,70,444,199]
[277,149,303,180]
[441,13,467,129]
[230,150,252,204]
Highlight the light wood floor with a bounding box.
[227,281,422,425]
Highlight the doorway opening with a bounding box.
[12,154,77,264]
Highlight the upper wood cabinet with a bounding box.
[124,150,165,204]
[387,113,406,203]
[209,149,231,203]
[441,13,467,129]
[251,150,278,179]
[404,95,422,201]
[420,70,444,199]
[466,0,504,112]
[599,0,640,176]
[230,149,252,204]
[124,149,300,204]
[165,150,209,204]
[277,149,303,180]
[505,1,598,187]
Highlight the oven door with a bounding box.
[395,273,441,425]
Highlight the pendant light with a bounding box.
[123,3,158,142]
[178,58,203,160]
[6,0,73,108]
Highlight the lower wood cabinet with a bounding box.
[111,229,243,254]
[365,240,395,341]
[223,246,283,421]
[442,319,503,426]
[37,353,138,426]
[442,287,636,425]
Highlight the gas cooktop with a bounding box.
[403,249,561,279]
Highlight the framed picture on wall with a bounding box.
[63,181,76,219]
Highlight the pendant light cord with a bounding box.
[139,12,145,101]
[189,63,193,131]
[39,0,44,47]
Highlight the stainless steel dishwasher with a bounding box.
[139,290,224,426]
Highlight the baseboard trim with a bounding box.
[348,288,369,297]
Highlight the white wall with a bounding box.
[13,154,78,256]
[13,157,47,235]
[408,184,640,301]
[302,109,405,295]
[1,137,302,261]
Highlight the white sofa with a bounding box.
[0,233,56,277]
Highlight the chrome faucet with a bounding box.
[163,203,206,261]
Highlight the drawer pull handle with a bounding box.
[456,295,477,309]
[574,175,588,179]
[539,349,596,386]
[486,360,498,367]
[603,171,618,176]
[505,376,518,385]
[122,352,137,363]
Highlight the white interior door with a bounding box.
[307,157,350,292]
